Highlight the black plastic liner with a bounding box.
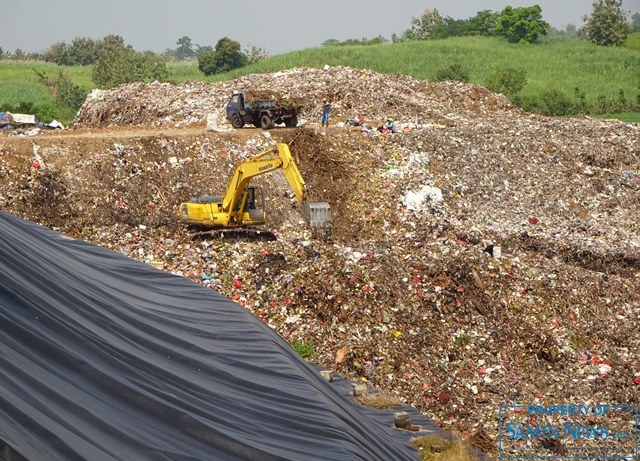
[0,212,421,461]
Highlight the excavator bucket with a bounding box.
[303,201,331,227]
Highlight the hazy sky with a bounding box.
[1,0,638,55]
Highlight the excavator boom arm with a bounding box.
[221,143,306,211]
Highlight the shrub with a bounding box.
[33,69,88,113]
[614,88,629,112]
[291,340,315,359]
[484,68,527,98]
[595,94,609,113]
[573,87,588,114]
[520,96,544,114]
[55,73,87,111]
[434,63,469,82]
[540,88,573,116]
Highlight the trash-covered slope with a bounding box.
[1,66,639,456]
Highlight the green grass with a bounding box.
[0,62,94,123]
[166,59,202,81]
[593,113,640,122]
[1,36,639,124]
[291,340,315,359]
[0,80,52,105]
[625,30,640,52]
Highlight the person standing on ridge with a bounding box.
[321,99,332,127]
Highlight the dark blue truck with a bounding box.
[225,91,303,130]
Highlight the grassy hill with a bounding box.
[1,35,639,125]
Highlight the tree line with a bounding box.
[325,1,638,46]
[0,35,265,79]
[0,1,636,84]
[0,1,637,122]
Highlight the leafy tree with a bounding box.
[92,35,133,88]
[32,69,87,120]
[43,42,69,65]
[494,5,549,43]
[435,63,469,82]
[92,35,168,88]
[484,68,527,98]
[322,36,388,47]
[632,13,640,30]
[175,36,196,60]
[0,47,3,59]
[322,38,341,47]
[198,50,218,76]
[583,0,630,46]
[54,72,87,111]
[67,37,101,65]
[214,37,245,71]
[363,35,388,45]
[243,43,269,64]
[13,49,26,60]
[135,51,169,82]
[197,49,217,76]
[196,45,214,55]
[162,48,177,60]
[44,37,105,66]
[407,9,445,40]
[465,10,500,36]
[431,17,468,39]
[565,24,579,37]
[198,37,246,76]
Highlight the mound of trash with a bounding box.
[2,66,639,457]
[72,66,516,129]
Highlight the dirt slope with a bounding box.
[1,66,639,457]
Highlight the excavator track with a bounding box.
[189,227,277,242]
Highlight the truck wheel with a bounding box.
[231,114,244,129]
[284,114,298,128]
[260,114,274,130]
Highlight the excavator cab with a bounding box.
[237,185,266,224]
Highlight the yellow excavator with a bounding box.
[179,143,331,231]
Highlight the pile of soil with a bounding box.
[1,66,638,457]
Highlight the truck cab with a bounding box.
[226,92,250,129]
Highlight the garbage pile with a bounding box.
[73,66,516,129]
[1,66,639,457]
